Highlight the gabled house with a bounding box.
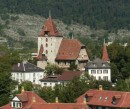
[40,71,84,88]
[12,61,44,84]
[76,88,130,109]
[0,89,47,109]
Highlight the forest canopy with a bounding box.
[0,0,130,30]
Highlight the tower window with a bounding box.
[46,43,48,47]
[46,38,48,42]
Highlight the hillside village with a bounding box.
[1,13,130,109]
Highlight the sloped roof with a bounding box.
[56,39,85,60]
[0,91,47,109]
[39,17,61,37]
[57,71,83,81]
[102,44,110,62]
[86,58,110,69]
[37,44,44,61]
[27,103,88,109]
[76,89,130,108]
[12,61,44,72]
[40,71,83,82]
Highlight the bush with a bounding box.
[17,28,26,36]
[10,16,19,21]
[1,14,10,20]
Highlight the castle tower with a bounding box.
[38,13,63,64]
[102,41,110,63]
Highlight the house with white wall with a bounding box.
[12,61,44,84]
[85,58,111,81]
[39,71,84,88]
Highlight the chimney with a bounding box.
[55,97,58,103]
[32,96,36,103]
[99,85,103,91]
[21,86,24,93]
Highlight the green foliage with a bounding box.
[45,63,63,75]
[1,14,10,20]
[69,62,77,71]
[38,87,55,102]
[10,15,19,21]
[1,0,130,30]
[19,81,33,92]
[0,47,18,106]
[17,28,26,36]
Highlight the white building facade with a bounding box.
[12,61,44,84]
[86,58,111,81]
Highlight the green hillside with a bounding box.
[0,0,130,30]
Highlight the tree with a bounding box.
[18,81,33,92]
[45,63,63,75]
[53,77,89,103]
[0,52,17,106]
[69,62,77,71]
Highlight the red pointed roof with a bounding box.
[37,44,44,60]
[39,17,61,37]
[102,44,110,62]
[55,39,85,60]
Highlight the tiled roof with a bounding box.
[27,103,88,109]
[86,58,110,69]
[12,61,44,72]
[0,91,88,109]
[39,17,61,37]
[40,71,83,82]
[37,44,44,61]
[0,91,47,109]
[56,39,85,60]
[102,44,110,62]
[76,89,130,108]
[16,93,28,102]
[57,71,83,81]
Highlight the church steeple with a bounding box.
[102,40,110,63]
[39,11,61,37]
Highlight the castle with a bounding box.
[36,15,89,70]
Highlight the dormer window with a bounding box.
[112,96,116,105]
[45,31,49,35]
[11,101,22,108]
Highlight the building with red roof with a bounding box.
[77,88,130,109]
[0,89,88,109]
[37,15,89,70]
[40,71,84,88]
